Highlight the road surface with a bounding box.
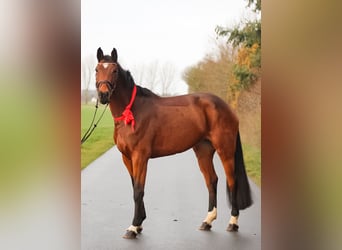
[82,146,261,250]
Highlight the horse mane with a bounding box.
[118,63,159,98]
[102,55,159,98]
[136,85,159,98]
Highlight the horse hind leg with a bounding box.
[193,140,218,231]
[217,152,240,231]
[215,131,252,232]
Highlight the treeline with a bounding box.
[183,44,235,102]
[184,0,260,105]
[183,0,261,147]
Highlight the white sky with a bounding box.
[81,0,254,93]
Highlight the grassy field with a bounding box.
[81,104,115,169]
[81,104,260,186]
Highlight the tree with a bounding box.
[183,44,234,102]
[248,0,261,12]
[159,62,176,96]
[131,61,177,96]
[216,0,261,91]
[144,61,159,92]
[215,0,261,108]
[131,64,146,87]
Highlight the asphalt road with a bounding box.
[81,146,261,250]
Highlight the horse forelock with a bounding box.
[102,55,114,62]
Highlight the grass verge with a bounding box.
[242,144,261,186]
[81,104,115,169]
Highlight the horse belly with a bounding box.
[150,116,205,158]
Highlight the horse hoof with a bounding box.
[199,222,212,231]
[123,230,137,239]
[226,223,239,232]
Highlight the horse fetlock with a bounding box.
[203,206,217,224]
[229,215,238,225]
[127,225,139,234]
[227,214,239,232]
[123,225,143,239]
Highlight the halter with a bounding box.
[96,79,116,96]
[95,62,137,131]
[95,62,119,95]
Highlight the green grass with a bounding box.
[81,104,115,169]
[242,144,261,186]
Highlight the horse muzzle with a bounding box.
[96,80,114,104]
[98,91,110,104]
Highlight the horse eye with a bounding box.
[95,69,98,72]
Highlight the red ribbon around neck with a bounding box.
[114,85,137,131]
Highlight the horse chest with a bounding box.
[115,133,130,154]
[114,129,140,156]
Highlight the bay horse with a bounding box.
[95,47,252,239]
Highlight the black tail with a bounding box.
[227,131,253,210]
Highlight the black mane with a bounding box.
[118,63,159,98]
[102,55,159,98]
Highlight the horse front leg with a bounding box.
[123,153,148,239]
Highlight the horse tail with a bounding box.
[227,131,253,210]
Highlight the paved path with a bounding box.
[82,147,260,250]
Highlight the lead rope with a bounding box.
[81,99,109,144]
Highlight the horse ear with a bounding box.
[111,48,118,62]
[97,47,104,62]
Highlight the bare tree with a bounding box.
[131,64,145,87]
[130,61,177,96]
[144,60,159,92]
[159,62,176,96]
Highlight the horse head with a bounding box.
[95,47,119,104]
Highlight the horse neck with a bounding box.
[109,75,135,118]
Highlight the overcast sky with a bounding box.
[81,0,255,93]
